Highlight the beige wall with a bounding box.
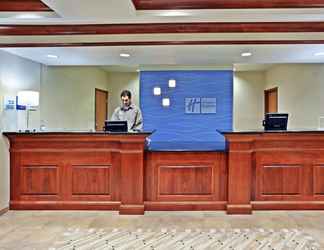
[233,71,265,130]
[106,72,140,118]
[0,50,41,210]
[234,64,324,130]
[0,54,111,210]
[40,66,109,131]
[265,64,323,129]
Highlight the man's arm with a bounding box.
[110,108,119,121]
[132,108,143,132]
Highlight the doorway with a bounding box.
[264,87,278,114]
[95,88,108,131]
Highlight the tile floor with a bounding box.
[0,210,323,249]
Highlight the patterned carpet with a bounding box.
[51,228,320,250]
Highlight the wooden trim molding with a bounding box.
[132,0,324,10]
[0,0,53,12]
[1,40,324,48]
[0,207,9,216]
[2,22,324,36]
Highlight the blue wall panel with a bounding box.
[140,70,233,151]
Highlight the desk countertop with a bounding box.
[2,130,153,136]
[219,129,324,134]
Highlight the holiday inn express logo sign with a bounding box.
[185,97,217,114]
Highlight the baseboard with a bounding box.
[0,207,9,216]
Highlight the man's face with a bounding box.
[121,95,131,107]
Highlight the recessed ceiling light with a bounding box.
[159,11,190,17]
[314,52,324,56]
[120,53,130,58]
[15,13,43,19]
[241,52,252,57]
[47,54,58,59]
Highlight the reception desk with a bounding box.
[223,130,324,214]
[4,130,324,214]
[4,132,151,215]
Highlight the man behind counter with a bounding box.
[111,90,143,132]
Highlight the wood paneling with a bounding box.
[261,165,301,195]
[0,0,52,12]
[72,165,111,195]
[145,152,227,210]
[314,165,324,195]
[158,166,213,195]
[132,0,324,10]
[6,131,324,214]
[3,22,324,36]
[223,131,324,214]
[21,165,58,195]
[120,151,144,214]
[4,132,150,214]
[227,142,253,214]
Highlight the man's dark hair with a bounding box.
[120,90,132,99]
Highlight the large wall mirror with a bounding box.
[1,44,324,132]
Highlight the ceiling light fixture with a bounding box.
[47,54,58,59]
[241,52,252,57]
[159,11,190,17]
[15,13,43,19]
[120,53,130,58]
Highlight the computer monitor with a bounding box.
[104,121,128,132]
[262,113,288,131]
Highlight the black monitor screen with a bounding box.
[263,113,288,131]
[104,121,128,132]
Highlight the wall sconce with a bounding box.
[168,79,176,88]
[162,98,170,107]
[17,90,39,130]
[153,87,161,96]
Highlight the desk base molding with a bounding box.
[119,205,145,215]
[10,201,120,210]
[226,204,252,214]
[145,201,226,211]
[252,201,324,210]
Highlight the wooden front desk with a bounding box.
[4,132,151,215]
[223,131,324,214]
[4,131,324,214]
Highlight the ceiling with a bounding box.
[1,1,324,70]
[131,0,324,10]
[3,44,324,69]
[1,0,324,23]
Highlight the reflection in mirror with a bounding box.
[1,44,324,132]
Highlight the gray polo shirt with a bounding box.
[111,103,143,132]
